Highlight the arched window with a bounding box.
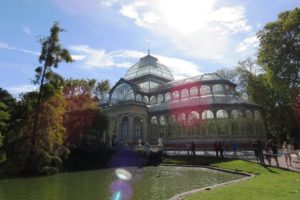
[224,85,230,94]
[150,96,157,105]
[216,109,228,118]
[111,83,134,103]
[134,117,143,139]
[143,96,149,104]
[188,111,200,125]
[173,91,180,100]
[157,94,164,103]
[181,89,189,99]
[230,87,235,94]
[177,113,186,123]
[165,92,171,101]
[168,115,176,124]
[200,85,211,96]
[159,115,166,126]
[136,94,142,102]
[121,117,129,140]
[245,110,253,119]
[151,116,158,124]
[202,110,214,119]
[190,87,198,97]
[231,109,243,118]
[254,110,262,120]
[212,84,224,95]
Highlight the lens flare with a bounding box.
[110,180,132,200]
[115,168,132,181]
[112,191,121,200]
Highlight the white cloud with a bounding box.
[70,45,202,79]
[71,54,86,61]
[7,85,38,96]
[236,35,259,52]
[0,41,39,55]
[120,1,159,28]
[0,42,11,49]
[119,0,252,60]
[22,26,31,34]
[155,55,201,80]
[101,0,118,7]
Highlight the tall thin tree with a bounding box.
[32,22,73,148]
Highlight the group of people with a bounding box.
[213,141,226,159]
[185,141,196,158]
[252,139,294,167]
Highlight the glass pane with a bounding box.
[159,115,166,126]
[212,84,224,94]
[231,109,242,118]
[150,96,157,104]
[216,109,228,118]
[245,110,253,119]
[200,85,211,96]
[181,89,189,99]
[143,96,149,104]
[202,110,214,119]
[151,116,158,124]
[165,92,171,101]
[157,94,164,103]
[254,110,262,120]
[190,87,198,97]
[111,83,134,104]
[173,91,180,100]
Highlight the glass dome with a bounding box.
[124,54,174,81]
[110,83,134,104]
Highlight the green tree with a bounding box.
[4,23,72,174]
[32,22,72,149]
[0,103,10,136]
[217,58,259,99]
[96,80,110,101]
[257,8,300,142]
[5,91,68,174]
[0,88,16,162]
[0,88,16,135]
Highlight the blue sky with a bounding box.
[0,0,299,96]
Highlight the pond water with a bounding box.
[0,166,243,200]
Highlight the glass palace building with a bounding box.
[101,53,266,148]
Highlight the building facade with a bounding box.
[101,53,266,149]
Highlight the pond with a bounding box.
[0,166,244,200]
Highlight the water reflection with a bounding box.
[0,166,244,200]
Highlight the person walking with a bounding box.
[191,141,196,158]
[282,141,293,167]
[218,142,224,159]
[257,140,265,165]
[213,141,219,157]
[271,141,280,167]
[251,140,259,163]
[232,142,237,158]
[265,140,273,166]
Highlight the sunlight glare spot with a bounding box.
[113,191,121,200]
[115,168,132,181]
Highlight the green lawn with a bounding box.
[163,156,300,200]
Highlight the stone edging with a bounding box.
[163,164,254,200]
